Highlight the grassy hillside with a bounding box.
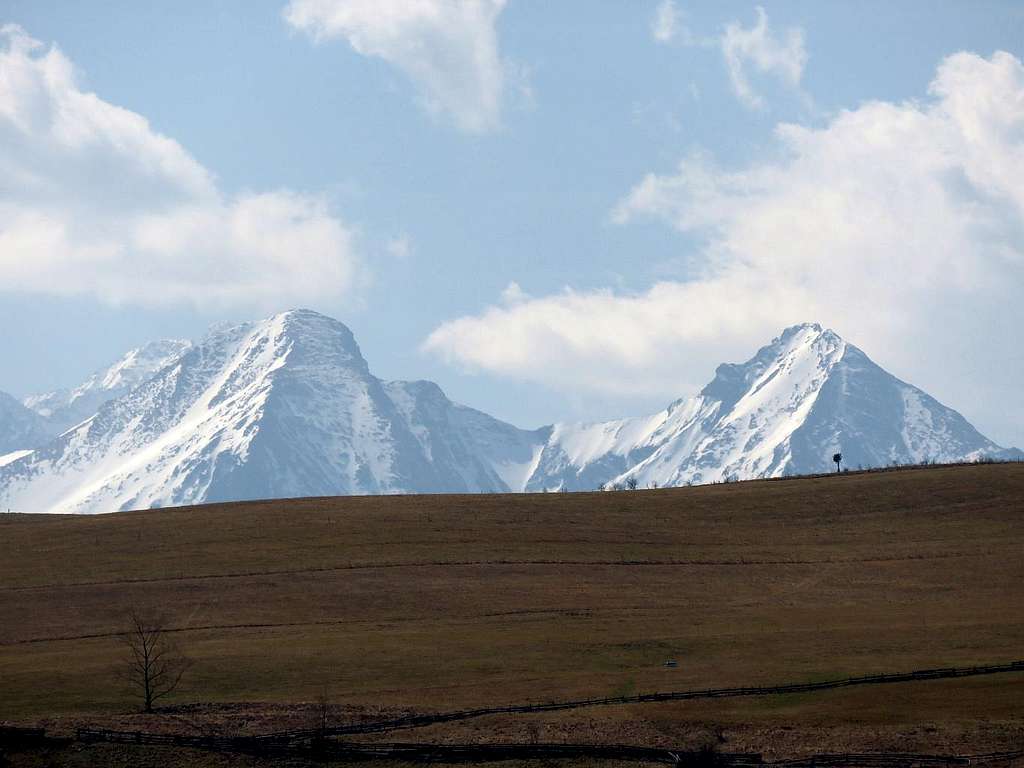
[1,464,1023,754]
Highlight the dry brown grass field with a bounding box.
[1,463,1023,762]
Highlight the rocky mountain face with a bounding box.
[0,313,1015,513]
[0,391,54,462]
[527,323,1017,491]
[0,311,544,513]
[23,339,192,434]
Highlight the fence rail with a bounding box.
[6,660,1024,765]
[256,660,1024,740]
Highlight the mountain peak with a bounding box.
[2,314,1013,511]
[699,323,844,409]
[0,390,54,455]
[275,307,332,322]
[98,338,191,391]
[22,337,191,431]
[783,321,824,334]
[197,311,368,373]
[1,309,541,511]
[266,308,358,340]
[776,321,845,345]
[269,309,367,371]
[782,323,823,335]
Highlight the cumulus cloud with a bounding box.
[0,25,360,308]
[424,51,1024,444]
[284,0,508,133]
[720,6,806,108]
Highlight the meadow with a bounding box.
[1,463,1022,760]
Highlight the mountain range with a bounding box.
[0,310,1017,513]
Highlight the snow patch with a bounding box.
[0,450,32,468]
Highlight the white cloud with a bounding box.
[0,25,360,308]
[720,6,806,108]
[500,281,527,305]
[284,0,508,133]
[651,0,706,48]
[648,5,804,110]
[651,1,682,44]
[424,51,1024,444]
[385,234,412,260]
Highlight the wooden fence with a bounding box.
[4,659,1023,766]
[253,659,1024,740]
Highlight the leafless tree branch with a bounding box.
[121,608,192,713]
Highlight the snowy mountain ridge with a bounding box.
[23,339,192,434]
[0,391,55,459]
[0,311,1016,513]
[528,323,1015,491]
[0,311,543,513]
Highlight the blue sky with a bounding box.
[1,1,1023,446]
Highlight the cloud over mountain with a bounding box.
[424,50,1024,445]
[0,25,361,309]
[2,313,1014,512]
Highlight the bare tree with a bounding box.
[122,608,191,713]
[625,477,638,491]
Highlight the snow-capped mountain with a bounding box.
[0,391,55,461]
[0,310,543,513]
[23,339,191,434]
[526,323,1017,490]
[0,314,1016,513]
